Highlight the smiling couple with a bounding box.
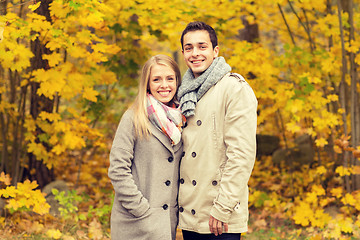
[108,21,258,240]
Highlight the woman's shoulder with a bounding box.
[121,108,135,121]
[116,108,136,131]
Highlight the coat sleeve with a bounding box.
[210,76,258,223]
[108,110,150,218]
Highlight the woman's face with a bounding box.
[148,64,177,105]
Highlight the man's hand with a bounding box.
[209,215,228,236]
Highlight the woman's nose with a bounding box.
[160,79,169,88]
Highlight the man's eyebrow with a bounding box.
[184,42,208,46]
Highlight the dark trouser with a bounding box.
[182,230,241,240]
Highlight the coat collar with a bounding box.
[149,123,182,154]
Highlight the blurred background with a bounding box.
[0,0,359,239]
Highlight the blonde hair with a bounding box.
[131,54,181,138]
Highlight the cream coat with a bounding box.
[178,73,257,233]
[108,110,183,240]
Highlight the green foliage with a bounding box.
[52,189,83,221]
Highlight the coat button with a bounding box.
[191,209,196,215]
[192,180,197,186]
[197,120,202,126]
[180,178,184,184]
[165,180,171,186]
[168,157,173,162]
[212,180,218,186]
[192,152,196,158]
[163,204,168,210]
[179,207,184,212]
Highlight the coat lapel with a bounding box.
[149,123,174,154]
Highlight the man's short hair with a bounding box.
[180,21,218,50]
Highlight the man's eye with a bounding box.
[185,47,192,51]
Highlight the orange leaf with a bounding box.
[0,172,11,185]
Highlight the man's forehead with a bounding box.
[183,31,211,44]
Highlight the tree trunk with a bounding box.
[238,16,260,43]
[340,0,360,190]
[337,0,351,192]
[346,0,360,190]
[26,0,55,189]
[0,0,7,15]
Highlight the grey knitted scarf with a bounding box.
[177,57,231,117]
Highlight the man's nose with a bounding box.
[192,47,199,56]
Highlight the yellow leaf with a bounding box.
[335,166,351,177]
[43,52,63,67]
[0,22,4,42]
[338,217,353,234]
[83,87,99,102]
[334,145,342,154]
[315,166,326,175]
[327,94,338,102]
[309,76,322,84]
[0,185,16,198]
[331,187,343,198]
[315,138,328,147]
[46,229,62,239]
[51,144,66,155]
[341,193,356,207]
[285,121,301,134]
[312,185,325,196]
[39,112,61,122]
[29,2,41,11]
[63,131,85,150]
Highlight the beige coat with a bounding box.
[178,73,257,233]
[108,110,183,240]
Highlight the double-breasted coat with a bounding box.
[178,73,258,233]
[108,109,183,240]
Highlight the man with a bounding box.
[177,21,258,240]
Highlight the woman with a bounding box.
[108,55,185,240]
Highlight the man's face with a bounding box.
[182,30,219,78]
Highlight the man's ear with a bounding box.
[213,46,219,58]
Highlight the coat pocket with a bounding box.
[141,207,172,240]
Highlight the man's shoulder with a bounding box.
[217,72,247,88]
[228,73,246,82]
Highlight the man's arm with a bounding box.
[209,76,258,233]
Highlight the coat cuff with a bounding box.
[127,197,150,218]
[210,194,237,223]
